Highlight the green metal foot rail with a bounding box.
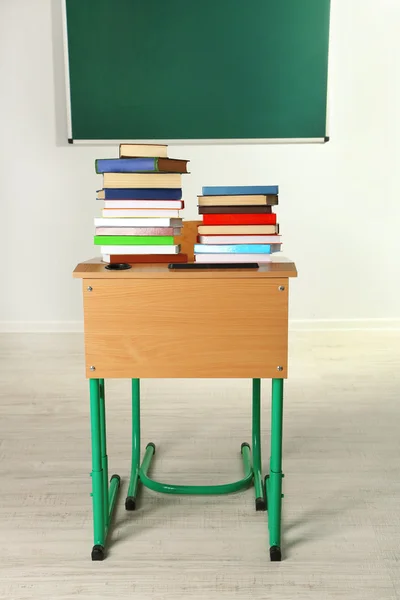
[88,377,284,561]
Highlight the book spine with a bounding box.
[101,210,180,218]
[94,218,179,227]
[105,253,188,264]
[202,186,279,196]
[198,225,279,234]
[96,158,156,173]
[94,235,174,245]
[202,214,276,226]
[100,245,180,254]
[103,173,181,189]
[95,227,175,236]
[195,253,274,263]
[194,244,273,254]
[103,188,183,200]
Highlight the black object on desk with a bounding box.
[105,263,132,270]
[169,263,259,270]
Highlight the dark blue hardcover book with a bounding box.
[98,188,183,200]
[202,185,279,196]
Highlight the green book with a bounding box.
[94,235,174,245]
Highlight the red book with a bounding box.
[202,213,276,226]
[103,254,188,264]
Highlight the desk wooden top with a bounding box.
[73,257,297,280]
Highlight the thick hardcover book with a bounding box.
[102,208,181,218]
[195,254,275,263]
[94,218,182,227]
[198,224,279,235]
[198,235,281,244]
[202,213,276,226]
[100,245,180,255]
[198,195,278,207]
[202,185,279,196]
[95,227,181,236]
[96,157,189,174]
[102,253,188,264]
[194,243,279,254]
[97,188,182,200]
[94,235,174,246]
[119,144,168,158]
[103,173,182,189]
[103,200,184,209]
[198,205,272,215]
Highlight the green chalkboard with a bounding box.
[65,0,331,141]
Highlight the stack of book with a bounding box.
[194,185,282,263]
[95,144,189,264]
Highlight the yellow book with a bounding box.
[119,143,168,158]
[198,195,278,206]
[103,173,182,189]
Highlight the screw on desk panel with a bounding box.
[87,286,93,292]
[90,366,96,371]
[278,285,285,291]
[277,366,283,371]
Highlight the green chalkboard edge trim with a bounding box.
[67,137,328,146]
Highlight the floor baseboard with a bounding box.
[0,321,84,333]
[289,318,400,331]
[0,319,399,333]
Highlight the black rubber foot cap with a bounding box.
[255,497,266,511]
[241,442,250,453]
[91,545,105,561]
[146,442,156,453]
[125,496,136,511]
[110,474,121,487]
[270,546,282,561]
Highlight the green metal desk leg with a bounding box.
[99,379,109,527]
[126,378,142,510]
[252,379,265,511]
[266,378,284,561]
[89,379,105,560]
[89,379,121,561]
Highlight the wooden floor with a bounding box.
[0,332,399,599]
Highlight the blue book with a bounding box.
[95,157,188,174]
[96,158,156,173]
[194,244,273,254]
[202,185,278,196]
[98,188,183,200]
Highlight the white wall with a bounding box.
[1,0,399,329]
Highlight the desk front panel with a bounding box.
[82,278,289,378]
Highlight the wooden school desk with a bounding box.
[73,258,297,561]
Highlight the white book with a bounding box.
[94,218,183,227]
[104,200,183,209]
[194,253,275,263]
[102,208,180,218]
[100,245,181,255]
[95,227,182,235]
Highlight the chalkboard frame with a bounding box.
[62,0,331,145]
